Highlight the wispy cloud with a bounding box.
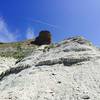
[26,27,35,39]
[0,17,17,42]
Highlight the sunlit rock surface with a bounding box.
[0,36,100,100]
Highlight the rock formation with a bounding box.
[0,36,100,100]
[31,30,51,45]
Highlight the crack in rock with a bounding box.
[35,57,91,67]
[63,48,92,52]
[60,57,91,66]
[0,64,31,81]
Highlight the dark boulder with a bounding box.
[31,30,51,46]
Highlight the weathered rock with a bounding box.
[0,57,17,75]
[81,95,90,99]
[0,64,31,81]
[35,57,91,66]
[0,36,100,100]
[32,30,51,45]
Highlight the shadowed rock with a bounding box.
[31,30,51,46]
[0,64,31,81]
[35,57,91,67]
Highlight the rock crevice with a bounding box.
[0,64,31,81]
[35,57,91,67]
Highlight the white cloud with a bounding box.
[26,27,35,39]
[0,17,17,42]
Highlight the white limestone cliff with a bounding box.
[0,36,100,100]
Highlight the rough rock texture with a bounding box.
[31,30,51,45]
[0,36,100,100]
[0,57,17,76]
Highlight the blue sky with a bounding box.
[0,0,100,46]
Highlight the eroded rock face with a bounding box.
[0,36,100,100]
[0,57,17,75]
[32,30,51,46]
